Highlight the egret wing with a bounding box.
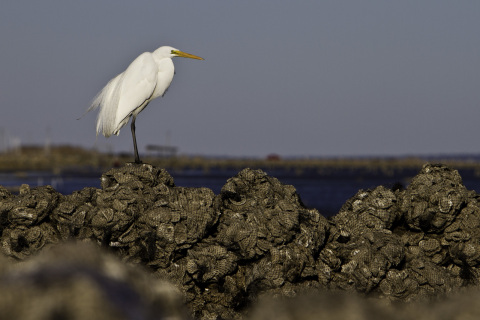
[90,73,124,137]
[113,52,158,134]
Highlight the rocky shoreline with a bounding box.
[1,163,480,319]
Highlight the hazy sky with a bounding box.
[1,1,479,158]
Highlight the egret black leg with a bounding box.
[131,115,142,164]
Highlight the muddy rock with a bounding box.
[250,288,480,320]
[250,291,400,320]
[0,242,188,320]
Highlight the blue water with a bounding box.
[2,168,480,217]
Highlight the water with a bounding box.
[2,167,480,217]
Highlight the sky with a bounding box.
[0,1,479,158]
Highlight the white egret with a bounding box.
[87,46,204,163]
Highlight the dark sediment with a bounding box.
[1,163,480,319]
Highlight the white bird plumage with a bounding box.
[86,46,204,163]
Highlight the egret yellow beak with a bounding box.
[172,50,204,60]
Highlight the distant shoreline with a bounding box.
[2,145,480,176]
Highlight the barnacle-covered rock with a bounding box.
[400,164,468,233]
[319,186,404,293]
[319,231,405,293]
[379,252,457,302]
[406,257,456,299]
[443,197,480,269]
[181,243,240,319]
[251,244,317,290]
[186,243,237,283]
[0,186,11,200]
[379,269,419,300]
[5,185,60,227]
[0,186,61,259]
[333,186,399,239]
[149,168,330,318]
[100,162,174,190]
[51,187,97,240]
[0,187,13,227]
[89,164,174,249]
[175,168,329,318]
[1,223,59,260]
[217,168,328,259]
[2,162,480,318]
[138,186,218,268]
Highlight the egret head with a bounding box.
[154,46,204,60]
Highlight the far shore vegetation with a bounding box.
[2,145,480,178]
